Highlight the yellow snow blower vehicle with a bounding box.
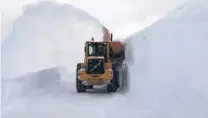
[76,26,125,93]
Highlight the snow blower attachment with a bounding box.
[76,26,125,93]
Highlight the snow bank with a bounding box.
[1,66,131,118]
[1,1,103,79]
[126,0,208,117]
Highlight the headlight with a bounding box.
[78,68,85,73]
[108,68,113,71]
[107,68,113,76]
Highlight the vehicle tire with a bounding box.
[107,84,113,93]
[107,84,117,93]
[76,63,86,93]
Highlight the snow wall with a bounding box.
[126,0,208,117]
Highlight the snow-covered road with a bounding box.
[2,67,139,118]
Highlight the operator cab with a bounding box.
[86,41,108,62]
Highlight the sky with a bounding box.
[58,0,188,37]
[1,0,189,41]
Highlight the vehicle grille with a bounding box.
[87,59,104,74]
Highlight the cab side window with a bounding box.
[88,45,95,56]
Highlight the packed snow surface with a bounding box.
[2,0,208,118]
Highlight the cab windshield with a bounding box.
[88,43,106,57]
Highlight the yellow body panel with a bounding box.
[78,69,112,85]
